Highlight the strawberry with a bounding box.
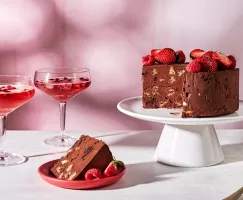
[186,60,201,73]
[176,50,186,63]
[228,55,236,69]
[142,55,155,66]
[212,51,232,68]
[197,52,218,72]
[202,59,218,72]
[154,48,176,64]
[103,160,124,177]
[85,168,103,180]
[190,49,205,59]
[151,49,161,57]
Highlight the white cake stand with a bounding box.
[117,96,243,167]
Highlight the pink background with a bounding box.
[1,0,243,131]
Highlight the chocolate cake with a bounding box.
[182,69,239,117]
[141,48,239,118]
[142,64,187,108]
[50,135,113,180]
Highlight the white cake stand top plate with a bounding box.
[117,96,243,125]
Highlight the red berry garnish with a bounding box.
[228,55,236,69]
[142,55,155,66]
[212,51,232,68]
[6,85,16,90]
[103,160,124,177]
[186,60,201,73]
[197,52,218,72]
[154,48,176,64]
[151,49,161,57]
[175,50,186,63]
[85,168,103,180]
[190,49,205,60]
[203,59,218,72]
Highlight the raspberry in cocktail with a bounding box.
[0,84,35,115]
[34,77,91,102]
[34,68,91,147]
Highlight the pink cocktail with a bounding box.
[0,85,35,115]
[34,68,91,147]
[0,75,35,166]
[34,77,91,102]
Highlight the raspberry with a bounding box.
[186,60,201,73]
[154,48,176,64]
[142,55,155,66]
[85,168,102,180]
[175,50,186,63]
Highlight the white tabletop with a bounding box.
[2,130,243,200]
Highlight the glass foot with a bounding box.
[0,152,27,166]
[44,135,77,147]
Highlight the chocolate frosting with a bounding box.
[182,69,239,117]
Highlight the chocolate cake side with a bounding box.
[50,135,113,180]
[142,64,187,109]
[182,69,239,118]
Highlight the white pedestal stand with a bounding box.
[117,97,243,167]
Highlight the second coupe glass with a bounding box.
[34,68,91,147]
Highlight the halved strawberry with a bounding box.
[103,160,124,177]
[151,49,161,57]
[212,51,232,68]
[190,49,205,59]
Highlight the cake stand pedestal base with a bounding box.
[154,124,224,167]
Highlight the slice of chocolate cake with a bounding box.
[182,69,239,118]
[51,135,113,180]
[142,64,187,108]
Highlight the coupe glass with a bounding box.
[34,68,91,147]
[0,75,35,166]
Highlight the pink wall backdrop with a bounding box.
[1,0,243,131]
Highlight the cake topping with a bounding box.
[186,49,236,72]
[228,55,236,69]
[103,159,124,177]
[151,49,161,57]
[142,55,155,66]
[154,48,176,64]
[142,48,186,66]
[197,52,218,72]
[212,51,232,67]
[190,49,205,59]
[176,50,186,64]
[85,168,103,180]
[186,60,201,73]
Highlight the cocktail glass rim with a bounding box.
[35,67,90,74]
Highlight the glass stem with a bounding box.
[0,116,7,157]
[60,102,66,138]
